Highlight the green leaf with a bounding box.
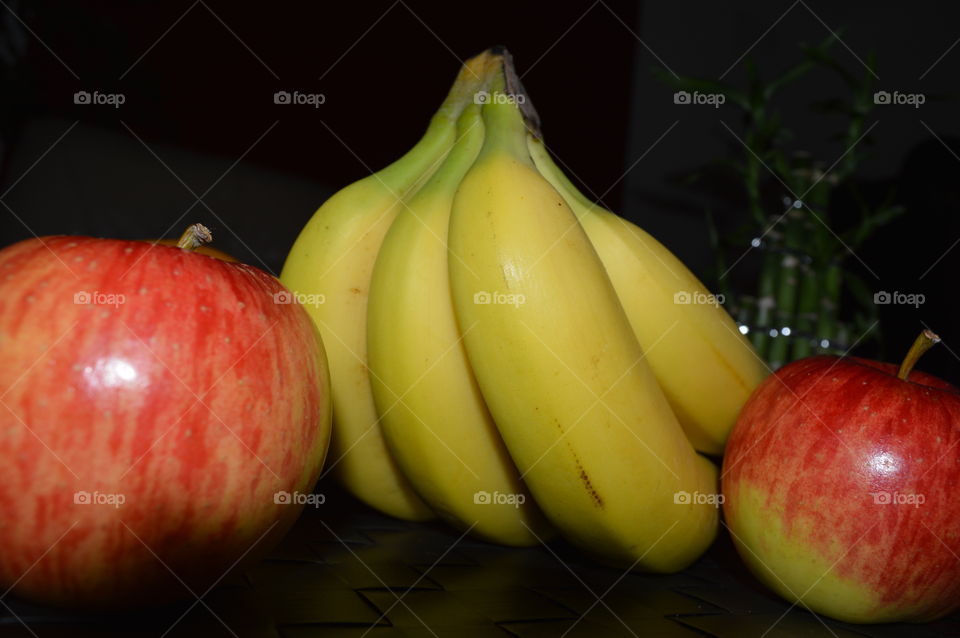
[762,58,815,101]
[845,204,905,247]
[844,271,880,315]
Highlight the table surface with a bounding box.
[2,484,958,638]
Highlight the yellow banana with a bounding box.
[447,65,719,571]
[367,76,552,546]
[527,137,769,455]
[280,51,496,520]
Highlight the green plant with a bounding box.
[659,35,903,368]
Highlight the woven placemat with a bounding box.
[1,482,957,637]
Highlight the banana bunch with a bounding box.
[281,49,768,569]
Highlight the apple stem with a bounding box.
[176,224,213,252]
[897,329,941,381]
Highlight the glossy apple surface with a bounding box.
[723,354,960,623]
[0,236,331,607]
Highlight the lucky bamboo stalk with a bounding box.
[791,260,818,360]
[815,262,842,353]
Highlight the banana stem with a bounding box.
[499,50,541,139]
[375,52,502,194]
[478,65,535,165]
[436,49,501,120]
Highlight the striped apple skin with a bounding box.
[0,236,331,607]
[723,355,960,623]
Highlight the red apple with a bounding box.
[0,229,331,608]
[723,330,960,623]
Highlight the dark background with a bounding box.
[1,0,959,379]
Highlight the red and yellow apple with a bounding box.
[723,331,960,623]
[0,231,331,607]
